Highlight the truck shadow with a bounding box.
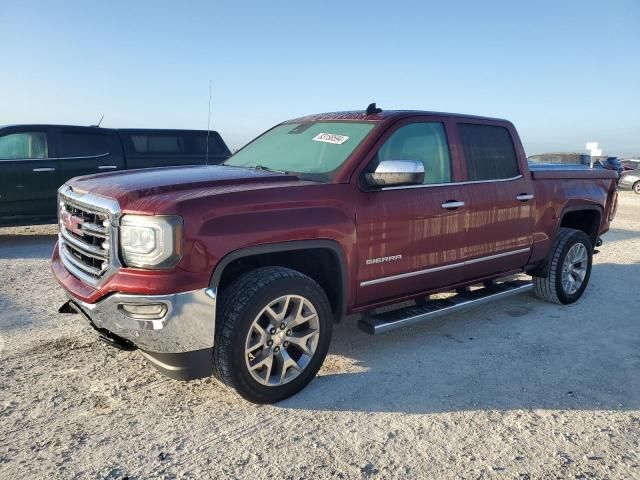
[280,262,640,414]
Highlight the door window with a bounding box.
[61,132,110,158]
[130,134,181,154]
[376,122,451,184]
[184,132,225,155]
[0,132,48,160]
[458,124,519,181]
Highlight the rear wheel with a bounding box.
[633,181,640,195]
[533,228,593,305]
[213,266,332,403]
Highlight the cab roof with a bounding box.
[286,109,509,124]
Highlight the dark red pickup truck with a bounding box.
[52,106,618,403]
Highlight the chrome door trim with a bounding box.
[1,152,111,162]
[381,174,523,191]
[98,165,118,170]
[58,152,111,161]
[360,247,531,287]
[32,167,55,172]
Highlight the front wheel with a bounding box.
[633,181,640,195]
[213,267,332,403]
[533,228,593,305]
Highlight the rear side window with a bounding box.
[128,133,225,155]
[131,135,181,154]
[0,132,48,160]
[184,133,226,155]
[458,124,519,181]
[62,132,110,157]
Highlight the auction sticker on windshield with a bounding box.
[312,133,350,145]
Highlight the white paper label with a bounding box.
[312,133,349,145]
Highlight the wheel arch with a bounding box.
[528,205,602,278]
[558,205,602,247]
[210,240,348,321]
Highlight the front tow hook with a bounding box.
[58,300,137,351]
[58,300,78,314]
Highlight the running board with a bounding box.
[358,280,533,335]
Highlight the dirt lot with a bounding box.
[0,193,638,479]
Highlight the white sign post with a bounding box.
[585,142,602,168]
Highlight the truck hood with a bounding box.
[66,165,303,209]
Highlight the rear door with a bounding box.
[0,127,59,221]
[56,128,124,185]
[452,121,535,278]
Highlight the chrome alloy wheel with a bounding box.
[561,243,588,295]
[244,295,320,386]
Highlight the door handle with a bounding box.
[441,200,465,210]
[98,165,118,170]
[516,193,534,201]
[32,167,55,172]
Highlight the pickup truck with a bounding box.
[0,124,231,226]
[52,106,619,403]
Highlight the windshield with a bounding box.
[225,121,376,181]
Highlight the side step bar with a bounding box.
[358,280,533,335]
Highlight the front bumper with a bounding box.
[66,288,217,354]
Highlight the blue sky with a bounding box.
[1,0,638,155]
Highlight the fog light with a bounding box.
[119,303,168,319]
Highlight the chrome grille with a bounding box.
[58,186,120,286]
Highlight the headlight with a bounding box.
[120,215,183,269]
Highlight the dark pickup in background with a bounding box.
[0,124,232,226]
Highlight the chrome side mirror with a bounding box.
[365,160,425,188]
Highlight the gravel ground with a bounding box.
[0,193,639,479]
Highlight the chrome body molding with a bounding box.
[7,152,111,162]
[58,184,120,217]
[381,174,524,191]
[71,288,217,353]
[360,247,531,287]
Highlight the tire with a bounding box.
[213,266,332,403]
[533,228,593,305]
[633,181,640,195]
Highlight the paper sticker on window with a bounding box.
[312,133,349,145]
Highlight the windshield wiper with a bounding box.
[254,165,288,174]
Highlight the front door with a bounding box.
[355,118,470,306]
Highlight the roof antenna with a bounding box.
[206,80,212,164]
[90,114,104,128]
[366,102,382,115]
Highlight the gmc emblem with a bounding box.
[61,210,84,236]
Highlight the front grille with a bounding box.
[58,187,119,286]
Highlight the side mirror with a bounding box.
[365,160,425,188]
